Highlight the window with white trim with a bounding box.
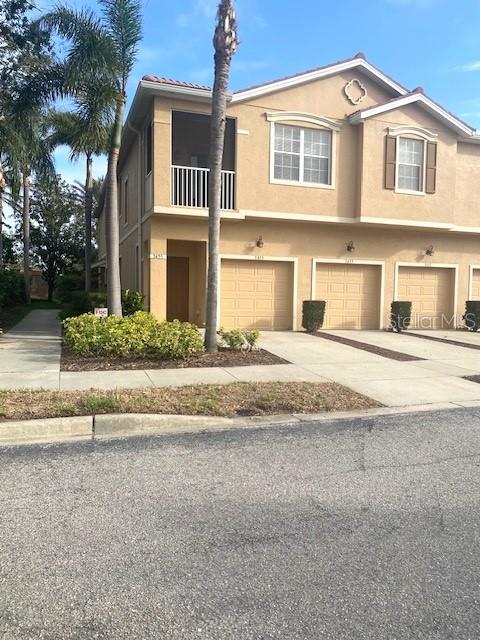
[273,124,332,186]
[397,137,424,192]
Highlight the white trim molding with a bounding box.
[468,264,480,300]
[393,261,459,328]
[388,125,438,143]
[268,118,337,190]
[231,56,408,103]
[311,258,385,329]
[266,111,341,132]
[218,254,299,331]
[349,93,474,137]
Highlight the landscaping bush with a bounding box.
[55,273,83,303]
[390,301,412,332]
[63,311,204,359]
[122,289,145,316]
[218,328,261,351]
[60,290,108,320]
[302,300,326,332]
[0,269,25,310]
[464,301,480,332]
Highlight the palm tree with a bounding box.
[0,97,54,302]
[204,0,238,352]
[48,95,111,291]
[43,0,142,316]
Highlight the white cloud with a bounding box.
[456,61,480,72]
[176,0,217,28]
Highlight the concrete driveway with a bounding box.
[260,330,480,407]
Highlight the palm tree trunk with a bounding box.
[0,194,3,270]
[204,0,238,352]
[0,160,5,269]
[105,97,125,316]
[22,166,31,304]
[84,154,93,292]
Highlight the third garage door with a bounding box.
[397,266,455,329]
[315,263,381,329]
[220,259,293,330]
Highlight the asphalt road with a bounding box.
[2,408,480,639]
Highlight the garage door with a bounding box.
[220,259,293,330]
[397,266,454,329]
[471,269,480,299]
[315,263,381,329]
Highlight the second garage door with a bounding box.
[397,266,455,329]
[471,268,480,299]
[220,259,293,330]
[315,263,381,329]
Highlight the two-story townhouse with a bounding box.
[95,53,480,331]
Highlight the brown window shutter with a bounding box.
[425,142,437,194]
[385,136,396,189]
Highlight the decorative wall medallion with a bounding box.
[344,78,367,105]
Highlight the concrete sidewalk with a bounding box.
[0,310,62,389]
[2,312,480,410]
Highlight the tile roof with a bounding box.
[142,75,211,91]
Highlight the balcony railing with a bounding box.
[171,165,236,211]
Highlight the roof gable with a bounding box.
[230,53,407,103]
[348,90,475,136]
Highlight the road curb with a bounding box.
[0,416,93,444]
[0,401,475,445]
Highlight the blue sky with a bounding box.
[42,0,480,186]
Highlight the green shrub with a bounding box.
[464,301,480,332]
[0,270,25,310]
[60,290,107,320]
[218,328,261,351]
[122,289,145,316]
[243,329,260,351]
[390,301,412,332]
[55,274,83,303]
[302,300,326,332]
[63,312,203,359]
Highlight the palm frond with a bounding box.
[100,0,142,92]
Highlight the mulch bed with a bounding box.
[314,331,425,362]
[61,346,289,371]
[404,331,480,351]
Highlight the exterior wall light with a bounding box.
[256,236,264,248]
[346,241,355,252]
[426,245,435,256]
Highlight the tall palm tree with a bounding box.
[48,93,111,291]
[204,0,238,352]
[43,0,142,316]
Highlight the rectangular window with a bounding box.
[397,137,424,192]
[146,122,153,175]
[273,124,332,186]
[123,179,128,224]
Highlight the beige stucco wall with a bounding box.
[148,215,479,329]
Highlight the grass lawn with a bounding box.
[0,299,60,333]
[0,382,381,421]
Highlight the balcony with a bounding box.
[171,110,236,212]
[171,165,236,210]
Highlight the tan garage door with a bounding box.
[471,269,480,299]
[220,259,293,330]
[315,263,381,329]
[397,266,454,329]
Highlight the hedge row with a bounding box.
[63,311,204,358]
